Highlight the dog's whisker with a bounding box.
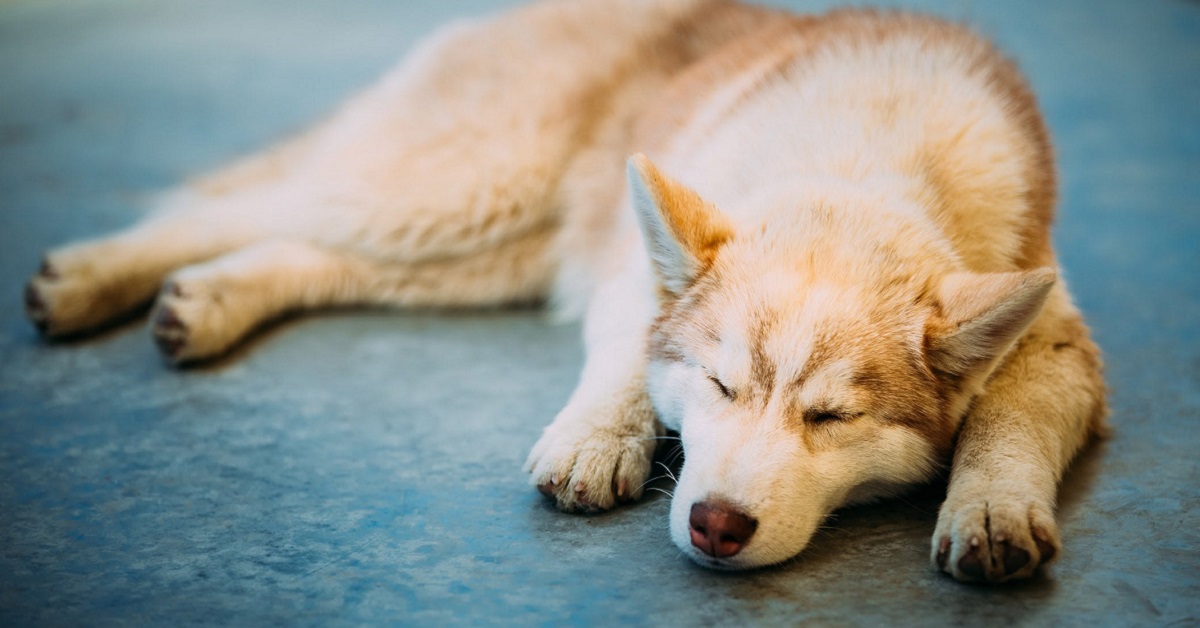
[655,461,678,483]
[662,445,685,468]
[894,495,936,515]
[636,473,676,491]
[811,526,837,539]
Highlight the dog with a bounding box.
[23,0,1107,583]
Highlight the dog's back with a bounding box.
[562,10,1057,304]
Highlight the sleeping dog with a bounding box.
[24,0,1107,583]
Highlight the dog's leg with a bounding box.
[148,239,368,363]
[525,263,663,512]
[932,284,1108,583]
[24,0,645,341]
[24,191,291,338]
[150,224,557,363]
[22,123,325,338]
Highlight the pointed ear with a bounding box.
[927,268,1057,377]
[627,153,733,294]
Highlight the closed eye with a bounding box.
[805,409,862,424]
[707,374,735,400]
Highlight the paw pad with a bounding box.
[1000,539,1031,575]
[957,537,987,580]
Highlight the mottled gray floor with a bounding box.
[1,0,1197,625]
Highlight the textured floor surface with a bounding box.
[1,0,1198,625]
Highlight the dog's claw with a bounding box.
[1033,530,1057,562]
[936,537,950,569]
[38,258,59,280]
[25,283,48,333]
[157,304,183,329]
[152,305,188,359]
[154,334,184,360]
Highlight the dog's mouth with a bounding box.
[682,547,756,571]
[688,553,741,571]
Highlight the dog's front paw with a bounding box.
[525,412,658,513]
[932,488,1060,584]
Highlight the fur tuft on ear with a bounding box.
[927,268,1057,378]
[627,153,733,294]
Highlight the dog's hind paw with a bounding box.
[24,250,142,337]
[25,254,109,337]
[525,412,658,513]
[932,489,1061,584]
[150,277,247,364]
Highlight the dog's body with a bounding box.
[24,0,1106,583]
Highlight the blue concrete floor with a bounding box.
[1,0,1197,625]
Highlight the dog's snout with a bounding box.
[688,500,758,558]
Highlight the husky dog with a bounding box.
[23,0,1106,583]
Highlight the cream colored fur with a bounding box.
[24,0,1105,584]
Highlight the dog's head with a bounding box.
[627,154,1054,570]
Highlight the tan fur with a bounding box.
[25,1,1104,584]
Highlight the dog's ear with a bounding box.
[927,268,1056,377]
[627,153,733,294]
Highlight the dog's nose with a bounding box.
[688,500,758,558]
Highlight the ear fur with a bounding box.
[627,153,733,294]
[927,268,1057,377]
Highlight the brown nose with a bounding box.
[688,500,758,558]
